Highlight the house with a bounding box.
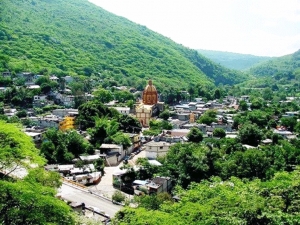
[273,129,296,139]
[177,113,190,121]
[211,122,233,132]
[33,95,48,107]
[282,111,299,117]
[63,95,75,108]
[225,132,238,139]
[27,85,40,89]
[146,177,172,194]
[4,108,17,117]
[64,76,74,84]
[99,144,124,166]
[242,144,257,149]
[18,72,35,84]
[240,95,250,102]
[144,141,173,159]
[124,133,140,151]
[24,130,43,142]
[110,107,130,115]
[52,108,78,118]
[34,95,47,101]
[188,102,197,110]
[0,87,7,93]
[2,71,11,78]
[167,129,190,138]
[51,92,75,107]
[261,139,273,145]
[49,75,59,82]
[168,119,188,129]
[79,155,101,163]
[37,115,61,128]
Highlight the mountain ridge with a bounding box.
[248,49,300,77]
[197,49,272,71]
[0,0,248,91]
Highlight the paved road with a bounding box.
[58,183,122,217]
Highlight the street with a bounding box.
[58,183,122,217]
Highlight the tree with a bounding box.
[0,180,75,224]
[262,87,273,100]
[238,123,263,146]
[114,170,300,225]
[112,190,125,203]
[0,120,45,175]
[239,100,248,111]
[197,110,217,125]
[117,114,142,133]
[16,110,27,118]
[92,87,114,103]
[111,132,132,149]
[77,100,114,130]
[214,88,221,99]
[93,158,105,175]
[0,121,75,224]
[213,128,226,138]
[187,127,203,143]
[137,192,173,210]
[247,110,270,128]
[251,98,264,110]
[23,167,62,188]
[40,128,93,163]
[162,143,210,188]
[159,110,170,120]
[281,116,297,131]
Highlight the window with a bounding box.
[160,146,163,149]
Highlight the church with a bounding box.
[135,80,164,127]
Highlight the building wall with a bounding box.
[145,143,170,159]
[136,104,152,127]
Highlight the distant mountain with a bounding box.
[0,0,249,91]
[197,49,272,71]
[248,50,300,77]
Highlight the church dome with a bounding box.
[144,80,157,92]
[142,79,158,105]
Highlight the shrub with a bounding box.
[112,190,125,203]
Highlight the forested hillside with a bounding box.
[0,0,248,91]
[249,50,300,77]
[197,49,272,70]
[236,50,300,89]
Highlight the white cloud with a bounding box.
[89,0,300,56]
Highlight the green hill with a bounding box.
[248,50,300,77]
[237,50,300,89]
[197,49,272,70]
[0,0,248,91]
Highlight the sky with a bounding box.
[88,0,300,57]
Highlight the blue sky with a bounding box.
[89,0,300,57]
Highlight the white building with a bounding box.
[144,141,173,159]
[110,107,130,115]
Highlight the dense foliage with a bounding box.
[114,170,300,225]
[0,121,76,224]
[0,120,45,174]
[249,50,300,77]
[40,128,94,163]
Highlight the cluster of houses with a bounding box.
[1,71,80,108]
[2,71,300,197]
